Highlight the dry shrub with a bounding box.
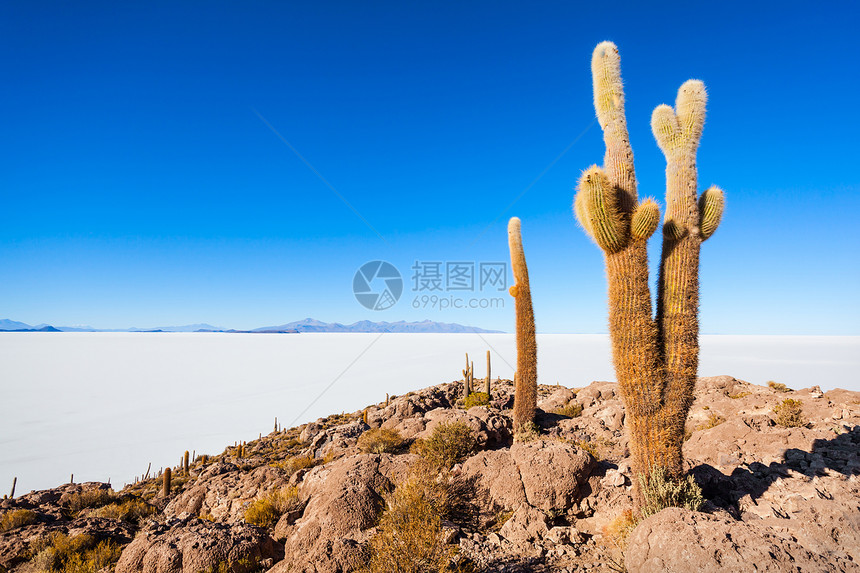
[513,421,541,443]
[768,381,792,393]
[695,413,726,431]
[363,474,452,573]
[601,509,638,571]
[639,467,704,519]
[0,509,38,532]
[64,489,115,514]
[553,401,583,418]
[89,497,155,523]
[773,398,806,428]
[357,428,403,454]
[728,391,751,399]
[270,454,323,474]
[30,532,122,573]
[244,486,301,528]
[463,392,489,408]
[412,421,476,469]
[575,439,601,461]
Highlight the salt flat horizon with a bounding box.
[1,332,858,494]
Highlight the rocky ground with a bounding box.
[1,375,858,572]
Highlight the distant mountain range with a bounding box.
[0,318,503,334]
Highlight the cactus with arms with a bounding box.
[574,42,724,494]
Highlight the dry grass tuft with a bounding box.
[363,474,453,573]
[412,421,476,470]
[64,489,116,514]
[0,509,38,532]
[773,398,806,428]
[357,428,404,454]
[29,532,122,573]
[89,497,155,523]
[553,401,583,418]
[244,486,301,529]
[462,392,490,409]
[639,467,704,519]
[695,413,726,431]
[768,381,792,393]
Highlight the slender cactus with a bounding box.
[508,217,537,434]
[184,451,190,475]
[462,353,473,398]
[573,42,724,500]
[484,350,491,396]
[162,467,171,497]
[9,477,16,499]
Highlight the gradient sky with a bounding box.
[1,1,858,334]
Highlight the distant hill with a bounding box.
[252,318,503,333]
[1,318,503,334]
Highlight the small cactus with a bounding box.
[508,217,537,434]
[162,467,171,497]
[485,350,491,396]
[462,353,473,398]
[184,451,190,475]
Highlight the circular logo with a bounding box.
[353,261,403,310]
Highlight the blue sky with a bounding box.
[1,1,858,334]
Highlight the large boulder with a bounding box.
[625,507,858,573]
[115,518,280,573]
[460,439,595,514]
[165,465,292,523]
[270,453,416,573]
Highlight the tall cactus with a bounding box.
[574,42,724,491]
[508,217,538,435]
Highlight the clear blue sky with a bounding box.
[1,1,858,334]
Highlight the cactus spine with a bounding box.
[574,42,724,496]
[508,217,537,434]
[162,467,171,497]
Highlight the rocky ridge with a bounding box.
[1,375,858,572]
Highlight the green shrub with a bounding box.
[0,509,38,532]
[357,428,404,454]
[244,486,301,528]
[768,380,792,393]
[774,398,806,428]
[553,401,583,418]
[463,392,489,408]
[639,467,704,519]
[412,421,476,469]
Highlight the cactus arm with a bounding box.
[654,81,710,460]
[630,199,660,241]
[574,166,628,253]
[592,42,638,214]
[508,217,537,433]
[698,186,724,240]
